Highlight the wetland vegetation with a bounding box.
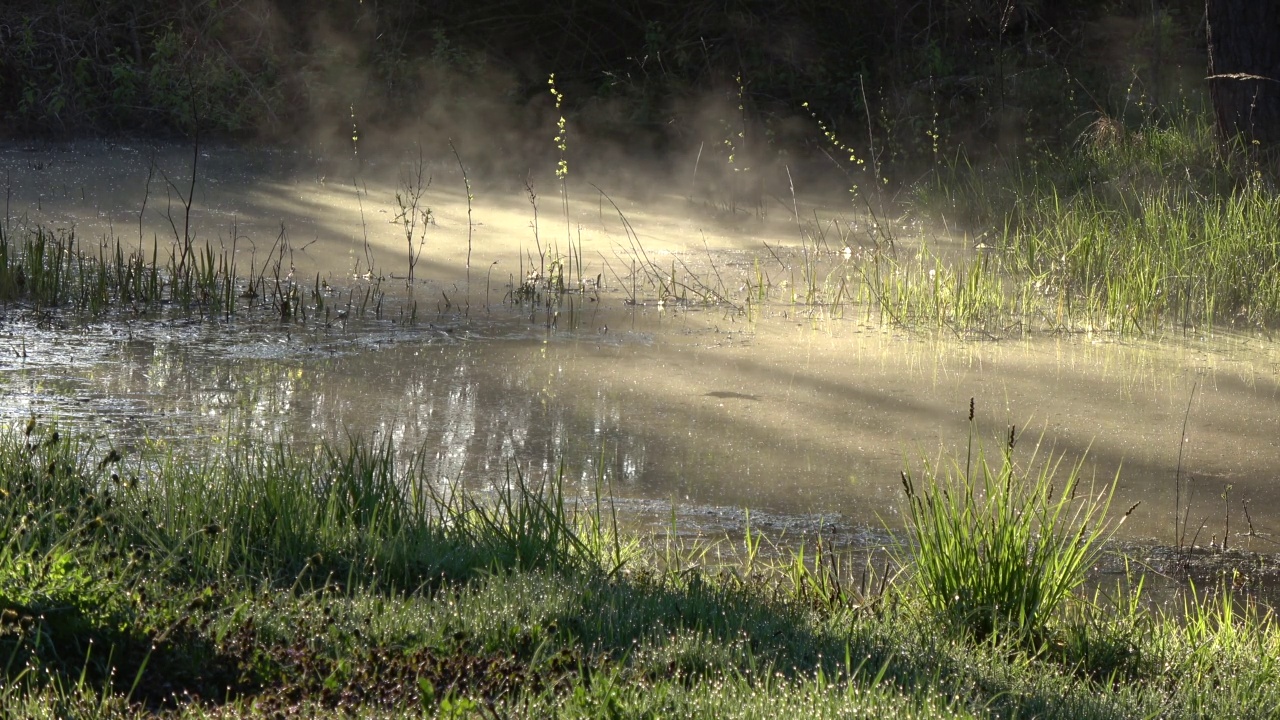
[4,0,1280,716]
[3,421,1279,718]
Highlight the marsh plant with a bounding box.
[449,140,475,271]
[547,73,585,292]
[897,405,1125,642]
[915,110,1280,332]
[394,147,434,286]
[720,72,755,218]
[803,93,895,253]
[0,224,241,316]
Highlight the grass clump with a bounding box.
[114,435,626,588]
[845,247,1013,334]
[897,407,1121,643]
[0,220,393,324]
[0,224,238,316]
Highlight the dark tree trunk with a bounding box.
[1205,0,1280,148]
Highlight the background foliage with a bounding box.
[0,0,1207,161]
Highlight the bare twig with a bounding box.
[449,140,474,271]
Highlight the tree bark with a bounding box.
[1205,0,1280,148]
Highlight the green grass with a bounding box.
[0,224,230,315]
[681,109,1280,337]
[3,420,1280,717]
[0,221,393,324]
[897,418,1121,643]
[996,179,1280,332]
[912,110,1280,334]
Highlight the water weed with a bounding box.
[0,214,394,326]
[393,146,433,287]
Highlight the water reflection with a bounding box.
[4,300,1280,548]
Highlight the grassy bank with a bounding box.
[696,109,1279,337]
[578,98,1280,338]
[2,421,1278,718]
[904,111,1280,334]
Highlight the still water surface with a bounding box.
[3,140,1280,549]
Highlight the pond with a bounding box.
[4,139,1280,555]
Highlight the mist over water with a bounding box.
[4,140,1280,549]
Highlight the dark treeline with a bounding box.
[0,0,1206,162]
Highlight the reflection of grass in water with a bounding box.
[4,420,1280,716]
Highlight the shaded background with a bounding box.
[0,1,1210,174]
